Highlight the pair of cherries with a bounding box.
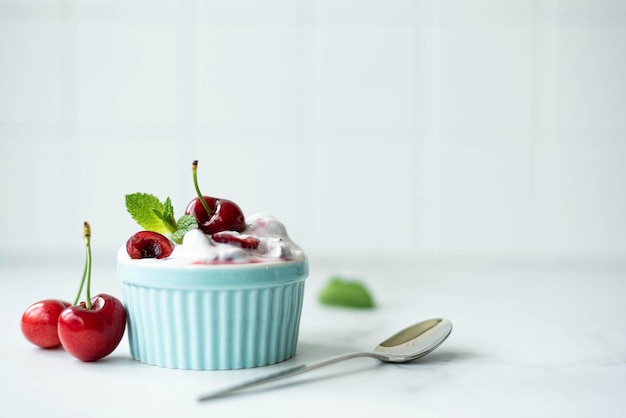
[20,223,126,362]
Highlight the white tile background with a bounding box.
[1,0,625,263]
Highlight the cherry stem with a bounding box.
[73,222,93,309]
[192,160,213,217]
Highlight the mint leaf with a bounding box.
[126,192,199,242]
[319,277,375,309]
[125,193,174,235]
[163,197,176,227]
[171,214,198,244]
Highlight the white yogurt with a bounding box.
[119,213,305,265]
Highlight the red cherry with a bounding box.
[212,231,260,249]
[56,222,127,361]
[21,299,71,348]
[126,230,174,259]
[58,294,127,362]
[185,197,245,234]
[184,160,246,234]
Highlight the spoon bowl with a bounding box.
[198,318,453,401]
[374,318,453,362]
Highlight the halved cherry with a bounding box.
[212,232,260,249]
[126,231,174,259]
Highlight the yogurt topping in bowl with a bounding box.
[120,213,305,265]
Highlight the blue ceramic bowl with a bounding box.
[118,258,308,370]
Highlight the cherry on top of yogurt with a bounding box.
[185,160,245,235]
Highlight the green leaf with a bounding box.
[163,197,176,227]
[125,193,200,242]
[152,208,164,221]
[318,277,375,309]
[171,214,198,244]
[125,193,172,235]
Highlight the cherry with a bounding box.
[57,222,127,362]
[126,230,174,259]
[21,299,71,348]
[58,294,126,362]
[184,160,245,234]
[212,232,260,249]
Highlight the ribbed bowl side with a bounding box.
[122,281,305,370]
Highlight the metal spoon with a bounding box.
[198,317,453,401]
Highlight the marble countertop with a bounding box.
[1,255,625,417]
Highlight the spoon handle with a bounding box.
[197,352,376,401]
